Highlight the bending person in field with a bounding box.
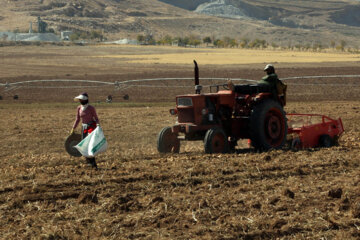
[70,92,100,169]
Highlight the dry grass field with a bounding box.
[1,45,360,239]
[99,46,360,65]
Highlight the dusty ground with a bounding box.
[1,45,360,239]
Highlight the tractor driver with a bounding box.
[227,64,280,96]
[228,64,286,105]
[259,64,280,97]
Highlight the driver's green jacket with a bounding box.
[259,73,279,96]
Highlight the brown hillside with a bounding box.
[0,0,360,47]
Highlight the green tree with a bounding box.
[335,40,347,51]
[192,39,201,47]
[339,40,347,51]
[182,37,190,46]
[239,38,249,48]
[80,32,89,39]
[203,36,212,46]
[137,34,145,43]
[145,34,156,45]
[222,36,231,47]
[248,39,267,48]
[213,39,224,48]
[188,35,200,47]
[312,42,323,52]
[162,35,173,45]
[287,40,292,50]
[173,37,181,46]
[271,42,279,49]
[354,46,359,53]
[90,30,103,41]
[70,33,80,41]
[330,40,336,49]
[228,38,238,48]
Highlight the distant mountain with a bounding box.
[194,0,250,19]
[1,0,360,47]
[161,0,360,28]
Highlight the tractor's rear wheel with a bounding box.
[319,134,333,148]
[204,127,229,154]
[157,127,180,153]
[249,100,287,150]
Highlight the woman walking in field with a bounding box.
[70,92,99,169]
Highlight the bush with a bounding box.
[213,39,224,48]
[239,38,249,48]
[158,35,173,45]
[90,30,103,41]
[137,35,145,43]
[70,33,80,41]
[271,42,279,48]
[203,37,211,46]
[248,39,267,48]
[222,37,238,48]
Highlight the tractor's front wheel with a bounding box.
[157,127,180,153]
[204,127,229,154]
[249,100,287,150]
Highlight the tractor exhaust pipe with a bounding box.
[194,60,202,94]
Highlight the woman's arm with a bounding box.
[72,106,81,129]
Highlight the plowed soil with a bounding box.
[1,45,360,239]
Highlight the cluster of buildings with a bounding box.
[0,17,69,43]
[0,17,138,45]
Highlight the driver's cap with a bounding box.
[264,64,274,71]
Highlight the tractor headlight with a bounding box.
[170,109,178,115]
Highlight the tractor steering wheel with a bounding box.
[222,84,230,90]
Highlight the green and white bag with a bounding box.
[75,126,108,157]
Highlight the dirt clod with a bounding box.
[339,197,351,211]
[297,168,307,175]
[77,192,98,204]
[272,219,287,229]
[328,188,342,199]
[352,203,360,218]
[152,196,164,203]
[264,155,272,161]
[269,197,280,205]
[284,189,295,199]
[252,202,262,209]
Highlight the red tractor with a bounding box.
[157,61,288,153]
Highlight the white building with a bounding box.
[61,31,73,41]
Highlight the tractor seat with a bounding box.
[234,84,271,95]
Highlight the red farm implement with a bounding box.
[287,113,344,149]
